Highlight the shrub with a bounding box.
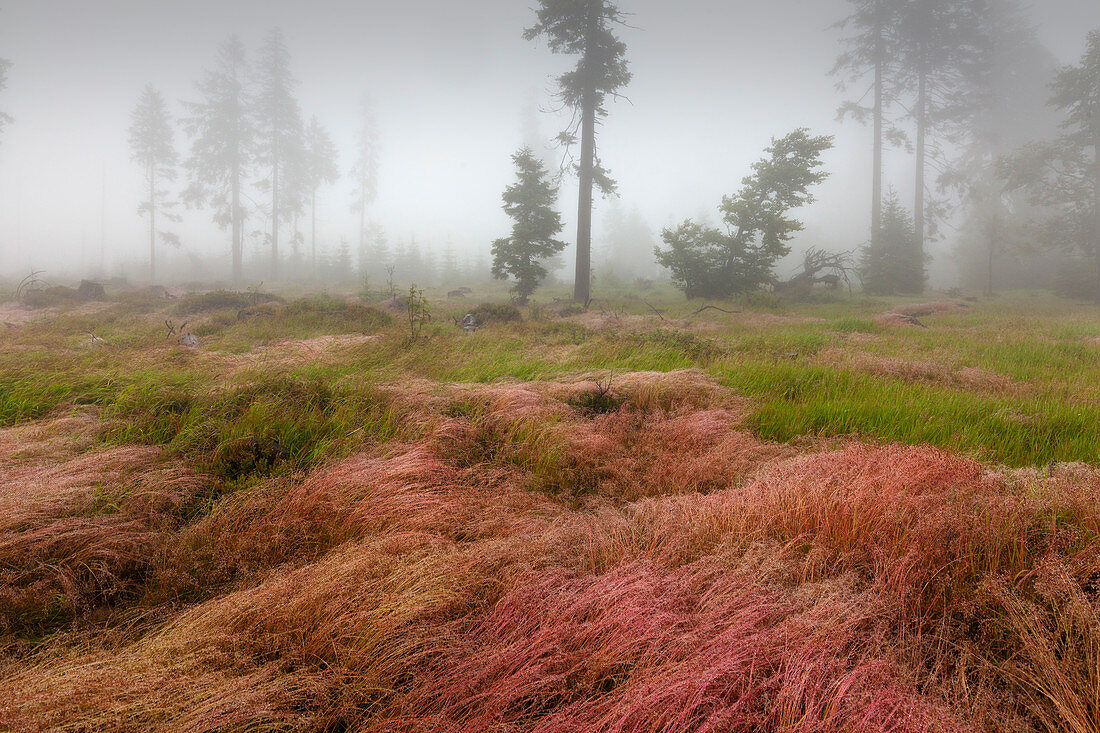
[174,290,281,315]
[284,298,393,331]
[22,286,82,309]
[472,302,523,325]
[860,191,925,295]
[1054,258,1097,301]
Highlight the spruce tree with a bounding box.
[181,36,254,284]
[525,0,631,304]
[302,116,339,280]
[1002,30,1100,299]
[255,27,305,280]
[351,96,380,262]
[832,0,904,260]
[128,84,179,282]
[491,148,567,304]
[860,189,924,295]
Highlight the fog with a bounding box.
[0,0,1097,288]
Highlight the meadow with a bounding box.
[1,283,1099,732]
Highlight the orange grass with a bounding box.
[1,371,1099,731]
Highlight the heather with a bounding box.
[1,291,1100,731]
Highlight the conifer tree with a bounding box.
[128,84,179,281]
[491,147,567,304]
[832,0,904,257]
[255,27,305,280]
[525,0,631,303]
[1002,30,1100,299]
[302,115,339,279]
[351,97,380,262]
[860,189,924,294]
[181,36,254,283]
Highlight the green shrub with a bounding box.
[23,286,82,309]
[472,302,523,324]
[175,290,282,315]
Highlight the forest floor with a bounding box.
[1,285,1100,732]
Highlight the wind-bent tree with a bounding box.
[302,116,339,280]
[832,0,904,258]
[255,27,305,280]
[181,36,254,284]
[491,148,567,304]
[128,85,179,282]
[655,130,833,299]
[1002,30,1100,299]
[350,96,379,263]
[525,0,631,304]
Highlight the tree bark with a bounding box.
[573,3,599,305]
[231,162,242,285]
[358,187,366,277]
[149,164,156,282]
[1093,127,1100,302]
[271,139,280,281]
[872,0,884,249]
[986,205,997,297]
[574,89,595,304]
[914,62,927,293]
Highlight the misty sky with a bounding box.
[0,0,1098,282]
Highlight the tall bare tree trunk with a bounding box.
[986,205,997,297]
[574,86,595,305]
[231,163,242,285]
[358,197,366,277]
[148,164,156,282]
[271,140,280,280]
[1093,128,1100,302]
[872,0,884,248]
[914,63,927,293]
[311,188,317,281]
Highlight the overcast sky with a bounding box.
[0,0,1097,282]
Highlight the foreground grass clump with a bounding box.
[2,382,1100,731]
[106,372,400,479]
[3,293,1100,731]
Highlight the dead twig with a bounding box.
[642,300,666,321]
[691,305,742,317]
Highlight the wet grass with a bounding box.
[1,290,1099,467]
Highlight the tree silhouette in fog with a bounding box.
[128,84,179,282]
[0,55,11,145]
[525,0,631,305]
[181,36,255,285]
[1002,30,1100,300]
[255,27,305,281]
[302,116,339,280]
[351,96,380,271]
[832,0,904,276]
[892,0,983,287]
